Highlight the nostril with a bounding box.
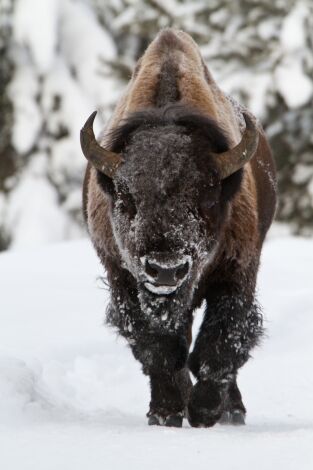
[144,257,190,286]
[175,262,189,280]
[145,260,158,279]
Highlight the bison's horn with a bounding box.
[213,113,259,179]
[80,111,123,178]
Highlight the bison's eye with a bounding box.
[97,172,115,197]
[116,193,137,219]
[199,196,218,218]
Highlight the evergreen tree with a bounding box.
[95,0,313,234]
[0,0,16,249]
[0,0,312,250]
[0,0,117,249]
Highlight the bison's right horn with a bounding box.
[212,113,259,179]
[80,111,123,178]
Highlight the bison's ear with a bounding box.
[212,113,259,179]
[80,111,123,178]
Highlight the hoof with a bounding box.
[147,412,183,427]
[231,410,245,425]
[148,414,161,426]
[218,411,231,424]
[187,406,221,428]
[218,409,246,426]
[187,380,223,428]
[165,414,183,427]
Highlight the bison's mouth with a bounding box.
[140,254,192,295]
[144,282,178,295]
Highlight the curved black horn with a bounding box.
[212,113,259,179]
[80,111,123,178]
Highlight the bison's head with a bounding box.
[81,105,258,319]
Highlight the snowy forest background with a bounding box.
[0,0,313,251]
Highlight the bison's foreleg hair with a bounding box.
[189,294,263,381]
[131,334,191,422]
[187,274,263,427]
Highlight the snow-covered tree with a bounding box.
[0,0,117,249]
[0,0,16,249]
[95,0,313,234]
[0,0,312,251]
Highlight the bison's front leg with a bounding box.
[105,266,192,427]
[188,277,263,428]
[108,309,192,427]
[131,333,192,427]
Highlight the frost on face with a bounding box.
[144,283,178,295]
[107,124,221,328]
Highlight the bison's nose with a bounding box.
[144,259,190,286]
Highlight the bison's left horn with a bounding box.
[212,113,259,179]
[80,111,123,178]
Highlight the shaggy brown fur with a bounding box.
[82,29,277,428]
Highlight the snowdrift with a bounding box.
[0,236,312,469]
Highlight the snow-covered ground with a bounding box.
[0,235,313,469]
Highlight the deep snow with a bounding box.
[0,235,313,469]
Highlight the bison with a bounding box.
[81,29,277,428]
